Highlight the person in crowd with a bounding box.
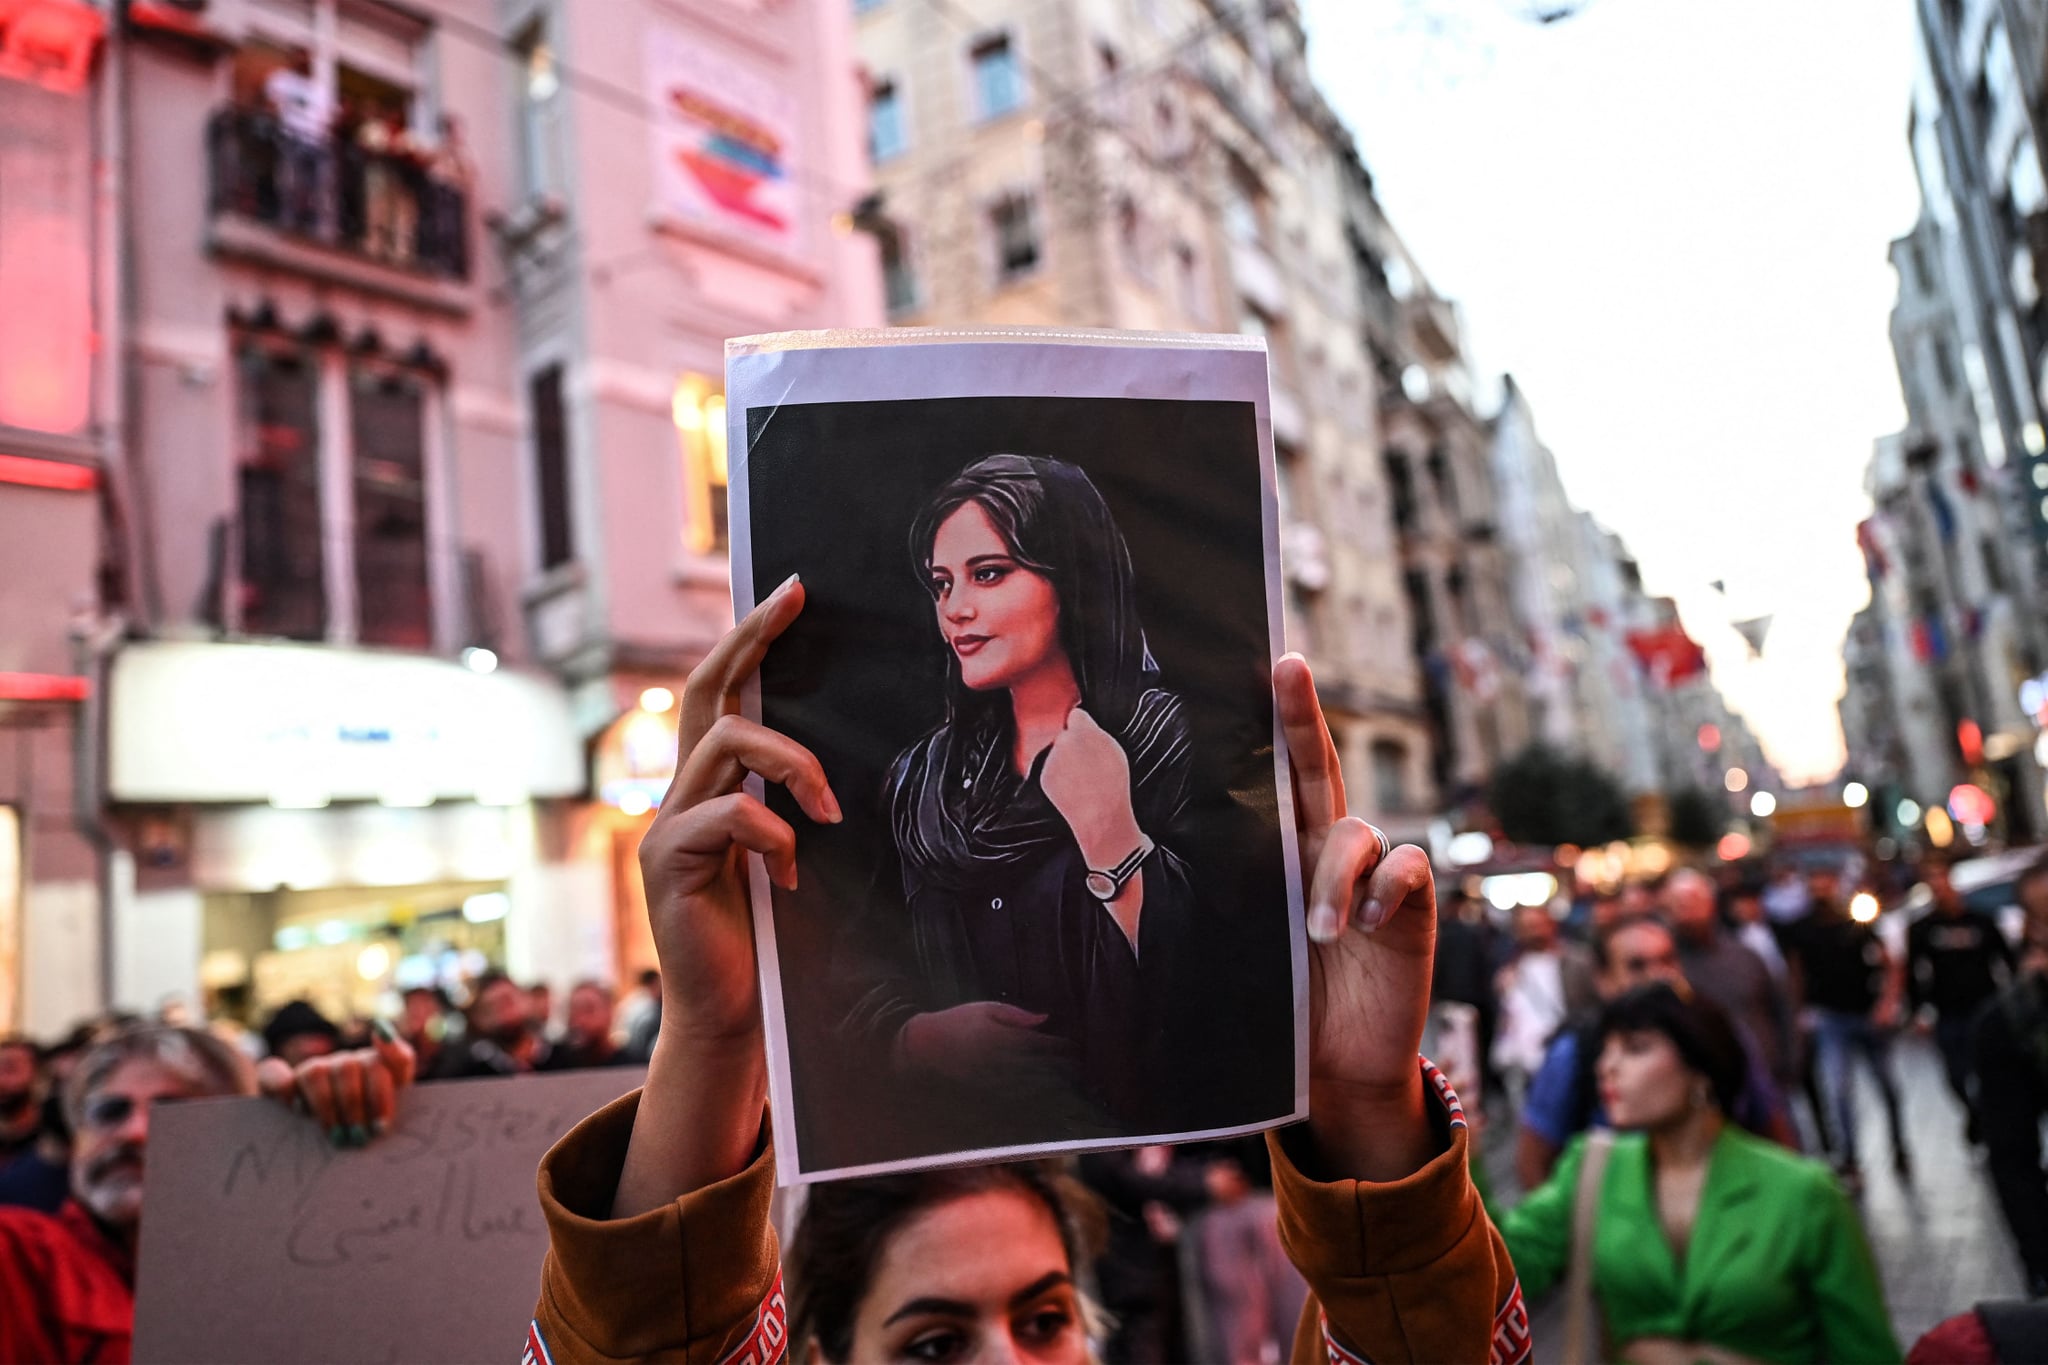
[542,981,632,1071]
[1668,868,1794,1091]
[259,999,342,1066]
[1430,883,1503,1101]
[397,985,449,1076]
[1974,860,2048,1296]
[444,584,1523,1365]
[1188,1152,1307,1365]
[1493,902,1571,1089]
[1908,1301,2048,1363]
[0,1022,411,1362]
[1789,863,1911,1189]
[1763,861,1813,926]
[431,971,547,1078]
[530,981,559,1045]
[1497,983,1900,1363]
[618,967,663,1063]
[1516,915,1795,1190]
[1078,1145,1215,1364]
[261,55,332,234]
[0,1038,64,1215]
[1725,881,1789,985]
[1907,855,2014,1144]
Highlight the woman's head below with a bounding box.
[1593,982,1747,1131]
[789,1160,1103,1363]
[910,454,1152,728]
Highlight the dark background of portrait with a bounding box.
[744,395,1295,1174]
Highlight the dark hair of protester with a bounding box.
[65,1024,252,1124]
[261,999,341,1059]
[1595,983,1749,1119]
[787,1161,1107,1363]
[637,967,661,991]
[893,453,1188,890]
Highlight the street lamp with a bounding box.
[1750,791,1777,818]
[1843,782,1869,809]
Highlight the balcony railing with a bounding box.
[207,106,470,281]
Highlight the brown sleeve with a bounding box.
[527,1089,786,1365]
[1271,1060,1530,1365]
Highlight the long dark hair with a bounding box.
[788,1161,1106,1363]
[909,453,1155,735]
[1595,983,1749,1118]
[890,455,1189,889]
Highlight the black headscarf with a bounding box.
[890,455,1190,890]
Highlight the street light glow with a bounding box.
[1843,782,1868,809]
[1849,892,1879,924]
[1724,767,1748,793]
[1750,791,1777,818]
[639,686,677,714]
[1897,798,1922,826]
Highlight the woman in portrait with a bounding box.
[838,453,1199,1141]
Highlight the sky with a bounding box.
[1297,0,1925,785]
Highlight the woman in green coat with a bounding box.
[1497,983,1901,1364]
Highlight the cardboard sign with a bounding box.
[133,1068,642,1363]
[725,329,1308,1182]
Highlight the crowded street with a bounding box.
[7,0,2048,1359]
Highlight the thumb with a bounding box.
[370,1017,418,1089]
[1065,706,1102,735]
[985,1004,1050,1028]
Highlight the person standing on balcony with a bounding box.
[263,56,332,235]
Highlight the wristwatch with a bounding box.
[1086,834,1155,902]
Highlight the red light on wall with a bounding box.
[1949,783,1996,826]
[0,453,94,491]
[0,0,106,95]
[0,672,89,703]
[1697,723,1721,752]
[1958,718,1984,766]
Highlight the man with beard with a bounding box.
[540,981,632,1071]
[0,1023,411,1362]
[0,1041,43,1175]
[431,971,548,1078]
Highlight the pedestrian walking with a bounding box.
[1788,864,1911,1189]
[1907,856,2013,1143]
[1497,984,1901,1363]
[1515,915,1795,1190]
[1669,868,1795,1091]
[1974,861,2048,1296]
[1493,903,1571,1090]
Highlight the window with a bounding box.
[1909,239,1934,293]
[531,365,574,570]
[990,193,1040,281]
[1370,740,1409,815]
[516,19,564,201]
[235,344,326,640]
[878,221,918,314]
[971,33,1024,120]
[869,79,907,163]
[351,366,431,648]
[1116,196,1148,280]
[1932,335,1959,394]
[674,374,729,555]
[1222,154,1266,246]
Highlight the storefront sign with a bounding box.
[108,642,581,806]
[643,22,801,256]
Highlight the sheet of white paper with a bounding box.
[724,327,1307,1184]
[132,1068,642,1364]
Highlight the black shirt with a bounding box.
[1793,912,1887,1015]
[1907,908,2013,1016]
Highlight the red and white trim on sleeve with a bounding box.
[717,1270,790,1365]
[1490,1279,1533,1365]
[1419,1054,1466,1130]
[521,1320,555,1365]
[1318,1280,1530,1365]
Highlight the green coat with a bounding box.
[1497,1125,1902,1364]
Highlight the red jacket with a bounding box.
[0,1201,133,1364]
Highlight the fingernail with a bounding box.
[824,791,844,823]
[1307,903,1340,943]
[349,1124,369,1147]
[1360,898,1387,932]
[775,572,799,597]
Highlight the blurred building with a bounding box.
[1358,199,1529,815]
[853,0,1436,833]
[0,0,878,1034]
[0,0,112,1034]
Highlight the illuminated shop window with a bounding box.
[674,374,729,554]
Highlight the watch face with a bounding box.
[1086,872,1117,900]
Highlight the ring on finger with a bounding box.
[1366,823,1391,862]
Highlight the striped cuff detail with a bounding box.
[717,1269,790,1365]
[1491,1279,1532,1365]
[1420,1054,1466,1129]
[521,1320,554,1365]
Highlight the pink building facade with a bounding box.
[0,0,879,1035]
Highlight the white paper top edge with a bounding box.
[725,325,1269,358]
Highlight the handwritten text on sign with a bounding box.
[132,1067,642,1364]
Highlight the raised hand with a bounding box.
[258,1019,416,1145]
[1275,652,1440,1182]
[614,574,843,1215]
